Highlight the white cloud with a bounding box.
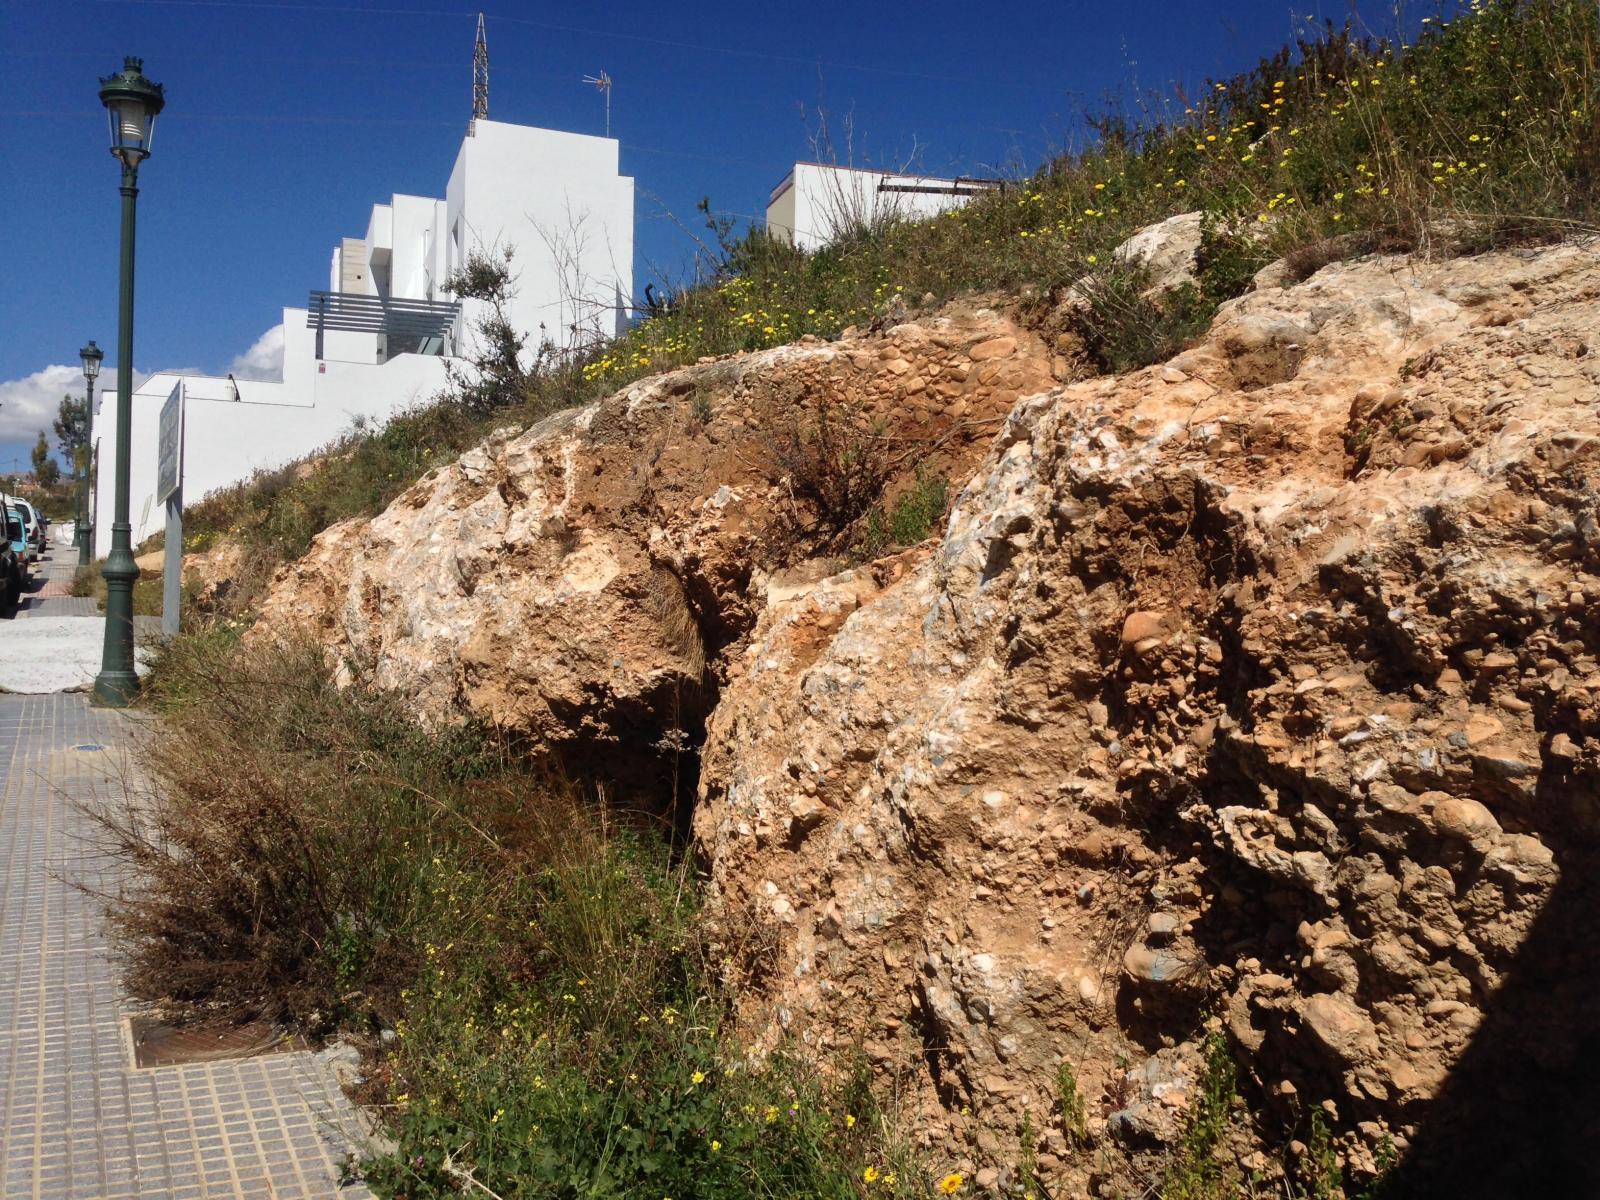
[0,364,88,442]
[0,323,279,445]
[229,324,285,381]
[0,362,158,444]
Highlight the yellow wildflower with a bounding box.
[939,1173,965,1194]
[863,1166,881,1184]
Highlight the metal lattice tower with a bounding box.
[472,12,489,122]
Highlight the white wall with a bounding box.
[92,306,452,552]
[448,119,634,350]
[768,163,996,250]
[388,193,447,303]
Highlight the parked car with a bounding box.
[2,495,43,562]
[2,507,27,607]
[14,498,43,561]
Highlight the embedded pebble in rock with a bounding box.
[1430,796,1502,841]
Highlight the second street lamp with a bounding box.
[77,339,102,568]
[93,57,164,707]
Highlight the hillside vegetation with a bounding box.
[184,0,1597,615]
[115,4,1600,1198]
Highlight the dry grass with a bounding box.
[93,630,933,1198]
[87,630,596,1025]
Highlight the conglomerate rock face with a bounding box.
[692,241,1600,1194]
[256,238,1600,1195]
[251,304,1057,796]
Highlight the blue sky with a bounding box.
[0,0,1431,471]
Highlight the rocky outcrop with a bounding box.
[257,235,1600,1194]
[691,240,1600,1193]
[252,304,1056,799]
[1111,209,1205,295]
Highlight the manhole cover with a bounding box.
[72,743,106,752]
[129,1015,307,1068]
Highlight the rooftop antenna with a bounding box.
[583,71,612,137]
[471,12,489,130]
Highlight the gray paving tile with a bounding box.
[0,691,375,1198]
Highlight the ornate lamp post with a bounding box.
[77,339,103,567]
[93,57,164,707]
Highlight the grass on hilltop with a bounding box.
[181,0,1597,619]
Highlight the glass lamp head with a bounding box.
[79,340,104,381]
[98,57,165,169]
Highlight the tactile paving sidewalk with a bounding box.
[0,694,375,1198]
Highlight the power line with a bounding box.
[0,108,794,170]
[52,0,1064,93]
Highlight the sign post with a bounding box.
[156,382,183,637]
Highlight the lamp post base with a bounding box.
[75,518,91,567]
[93,541,140,708]
[92,669,140,707]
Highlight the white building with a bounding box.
[765,162,999,251]
[94,116,634,552]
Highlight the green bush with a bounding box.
[864,468,951,558]
[888,469,950,547]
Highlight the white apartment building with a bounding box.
[94,116,634,552]
[765,162,1000,251]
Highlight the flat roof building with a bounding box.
[766,162,999,251]
[94,115,634,553]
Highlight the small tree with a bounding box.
[31,432,60,488]
[443,246,528,417]
[55,394,88,476]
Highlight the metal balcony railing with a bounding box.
[307,290,463,359]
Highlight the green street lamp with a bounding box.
[94,56,164,707]
[77,339,103,568]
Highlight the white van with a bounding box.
[0,496,42,562]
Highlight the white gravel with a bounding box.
[0,617,152,694]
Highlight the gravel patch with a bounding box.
[0,617,153,694]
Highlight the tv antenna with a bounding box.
[472,12,489,125]
[583,71,612,137]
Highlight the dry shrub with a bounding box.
[1071,266,1217,375]
[88,629,630,1027]
[1281,229,1417,282]
[644,564,707,680]
[772,397,892,541]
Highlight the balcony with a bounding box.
[307,290,463,360]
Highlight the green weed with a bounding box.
[1160,1031,1241,1200]
[1057,1061,1089,1152]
